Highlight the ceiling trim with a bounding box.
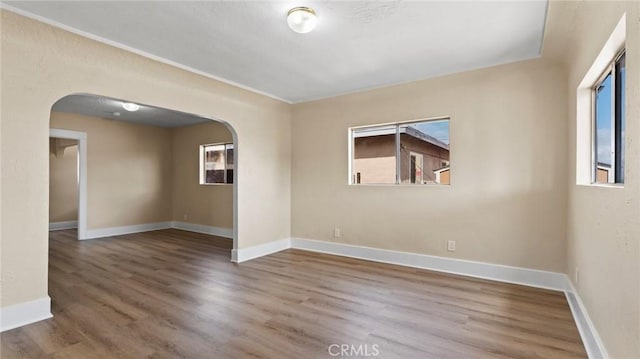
[537,1,550,56]
[0,4,292,105]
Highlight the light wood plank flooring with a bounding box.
[1,229,586,358]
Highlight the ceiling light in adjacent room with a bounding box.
[287,7,317,34]
[122,102,140,111]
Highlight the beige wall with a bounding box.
[50,114,233,231]
[292,58,568,272]
[51,112,173,229]
[545,1,640,357]
[1,10,291,308]
[172,122,233,229]
[49,139,78,223]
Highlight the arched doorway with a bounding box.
[48,93,239,258]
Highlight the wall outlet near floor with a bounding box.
[183,214,188,220]
[334,227,341,238]
[447,240,456,252]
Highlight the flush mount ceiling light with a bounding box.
[122,102,140,111]
[287,7,317,34]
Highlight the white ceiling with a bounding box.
[52,94,211,128]
[5,1,548,103]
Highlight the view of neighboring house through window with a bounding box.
[594,50,625,184]
[200,143,234,184]
[351,118,450,185]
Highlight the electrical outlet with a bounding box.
[447,240,456,252]
[334,227,341,238]
[183,214,188,220]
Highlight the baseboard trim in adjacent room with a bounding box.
[84,222,172,240]
[232,238,291,263]
[49,220,78,231]
[290,238,569,292]
[565,282,608,359]
[82,221,233,240]
[0,297,52,332]
[170,221,233,239]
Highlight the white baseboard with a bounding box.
[83,221,233,241]
[84,221,172,240]
[49,220,78,231]
[232,238,291,263]
[0,297,52,332]
[230,236,566,292]
[284,238,607,358]
[565,282,608,359]
[291,238,569,292]
[170,221,232,239]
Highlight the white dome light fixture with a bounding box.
[287,7,317,34]
[122,102,140,112]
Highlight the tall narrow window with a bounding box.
[200,143,234,184]
[351,118,450,185]
[593,50,625,184]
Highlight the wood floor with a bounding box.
[1,229,586,358]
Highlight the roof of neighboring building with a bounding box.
[433,166,450,173]
[353,126,449,150]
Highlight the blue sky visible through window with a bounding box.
[596,73,612,166]
[411,120,450,145]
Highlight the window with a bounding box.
[200,143,234,184]
[593,50,625,184]
[351,118,450,185]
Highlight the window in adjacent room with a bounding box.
[200,143,234,184]
[350,118,450,185]
[593,50,625,184]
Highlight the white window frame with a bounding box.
[199,142,234,185]
[591,49,625,184]
[576,14,625,187]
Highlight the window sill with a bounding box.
[199,183,233,186]
[576,183,624,189]
[348,184,450,187]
